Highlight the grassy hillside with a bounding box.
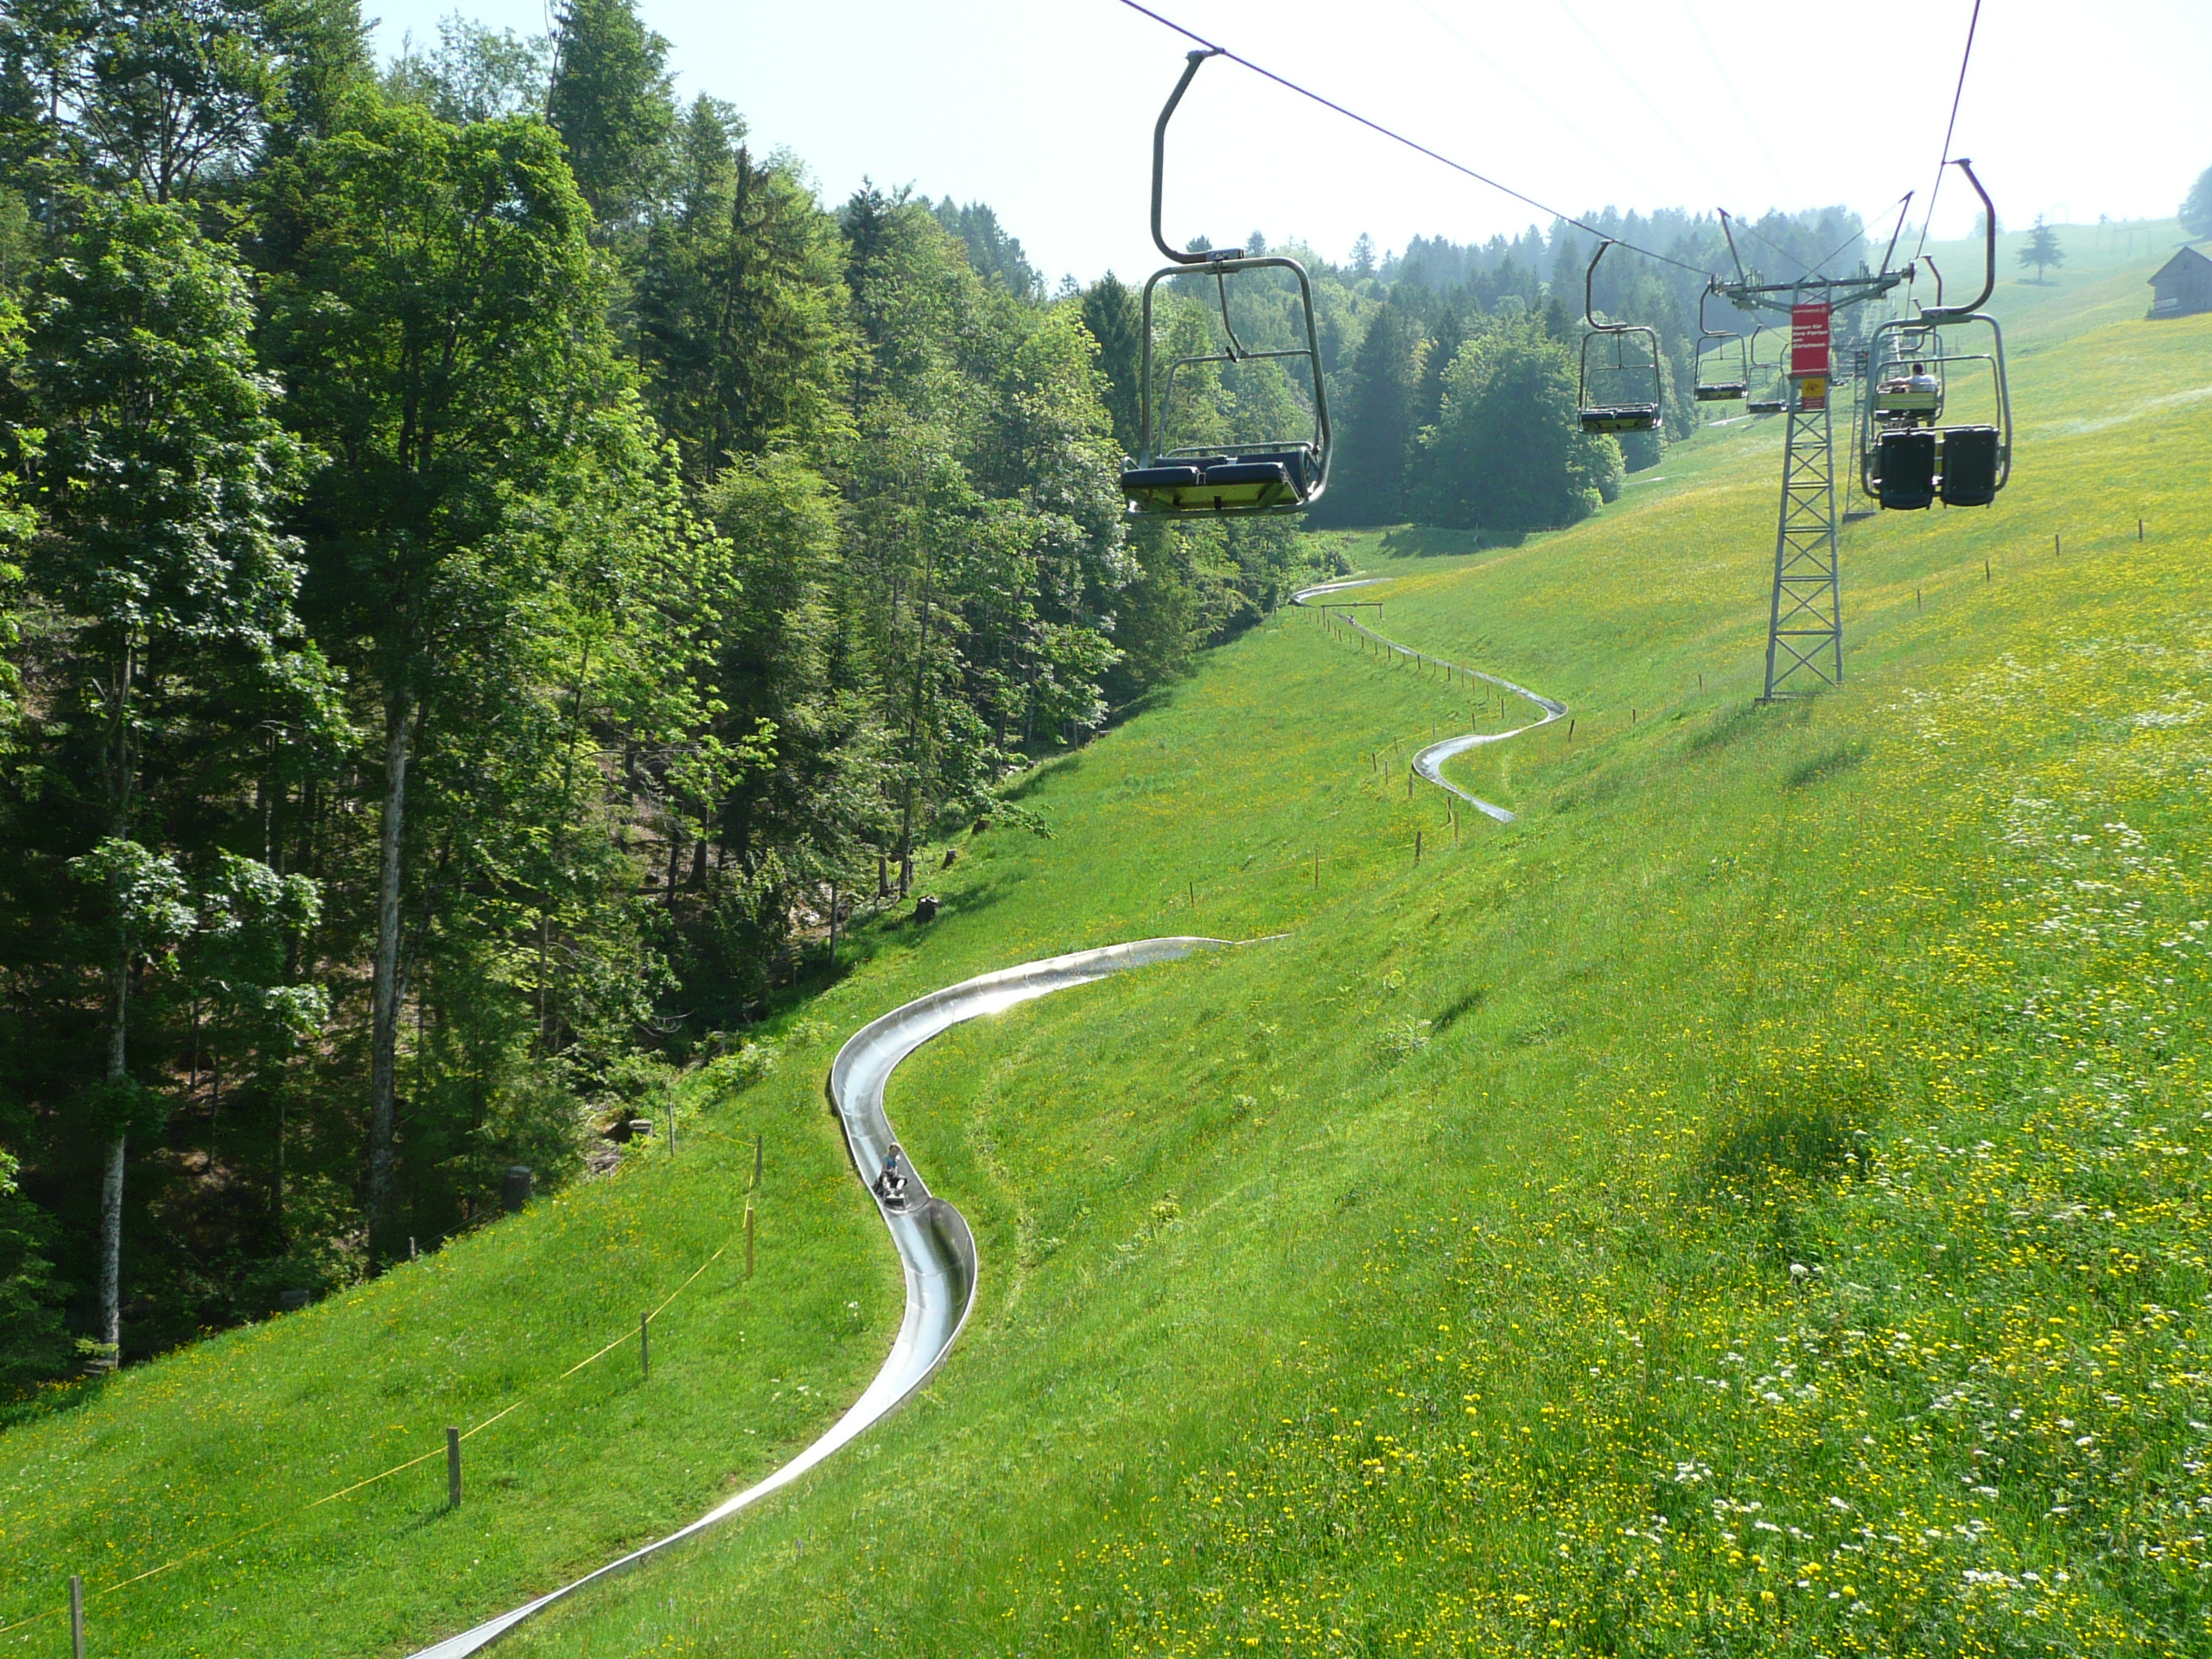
[5,259,2209,1656]
[501,304,2212,1651]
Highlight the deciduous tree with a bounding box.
[19,195,308,1360]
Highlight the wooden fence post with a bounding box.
[641,1312,650,1381]
[70,1575,83,1659]
[447,1427,461,1509]
[745,1202,756,1280]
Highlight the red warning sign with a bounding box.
[1790,302,1833,376]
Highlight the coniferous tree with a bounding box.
[2018,217,2065,283]
[636,96,853,483]
[931,198,1041,301]
[1313,298,1424,526]
[1079,272,1141,455]
[545,0,673,234]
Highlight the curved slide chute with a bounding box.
[1294,577,1566,823]
[405,937,1224,1658]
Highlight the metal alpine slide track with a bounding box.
[1294,576,1567,823]
[405,579,1562,1655]
[403,938,1226,1658]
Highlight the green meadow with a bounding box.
[6,253,2212,1656]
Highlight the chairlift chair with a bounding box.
[1119,51,1331,518]
[1693,282,1747,403]
[1578,241,1663,434]
[1751,325,1787,416]
[1857,160,2013,512]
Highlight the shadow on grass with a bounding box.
[1784,740,1871,790]
[1007,747,1096,799]
[0,1371,111,1432]
[1428,986,1486,1034]
[1685,695,1817,755]
[1378,524,1533,559]
[775,872,1026,1009]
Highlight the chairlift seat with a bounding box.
[1121,464,1204,491]
[1120,448,1314,515]
[1874,388,1941,415]
[1580,404,1661,435]
[1937,425,2001,507]
[1694,382,1747,402]
[1876,429,1937,511]
[1747,397,1785,416]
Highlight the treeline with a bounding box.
[0,0,1329,1386]
[1313,205,1875,529]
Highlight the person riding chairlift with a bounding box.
[874,1141,910,1206]
[1878,360,1940,427]
[1905,361,1940,424]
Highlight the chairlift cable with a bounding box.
[1674,0,1792,205]
[1910,0,1985,265]
[1396,0,1666,205]
[1551,0,1738,207]
[1107,0,1713,280]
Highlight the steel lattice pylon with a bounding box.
[1762,378,1842,697]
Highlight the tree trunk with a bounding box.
[96,952,128,1370]
[366,687,417,1262]
[98,1133,124,1365]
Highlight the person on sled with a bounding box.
[874,1142,910,1205]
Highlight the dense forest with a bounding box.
[0,0,1874,1390]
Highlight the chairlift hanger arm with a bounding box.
[1585,239,1619,330]
[1150,48,1243,267]
[1697,281,1737,342]
[1719,209,1749,287]
[1917,159,1996,321]
[1878,189,1914,277]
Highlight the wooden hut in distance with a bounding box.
[2149,245,2212,318]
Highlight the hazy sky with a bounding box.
[365,0,2211,283]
